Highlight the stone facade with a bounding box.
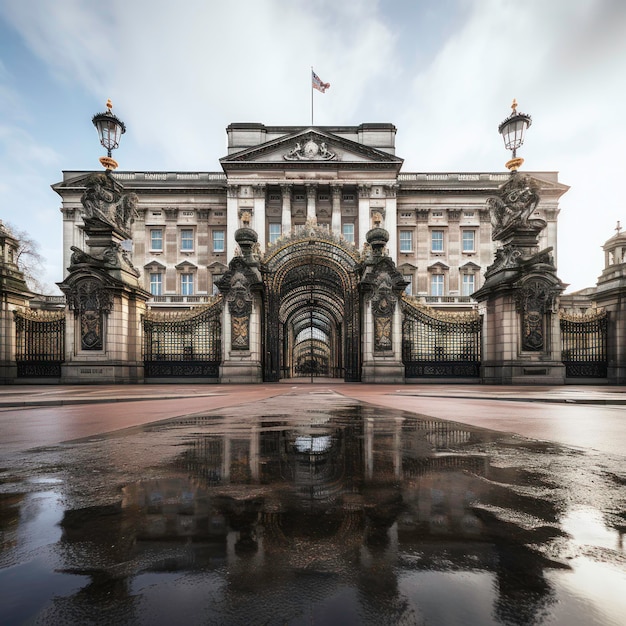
[53,123,567,311]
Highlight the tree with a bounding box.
[4,222,53,294]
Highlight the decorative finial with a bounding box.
[616,220,622,235]
[511,98,518,112]
[106,99,113,111]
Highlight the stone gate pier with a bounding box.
[57,173,150,383]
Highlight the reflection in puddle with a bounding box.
[1,400,625,625]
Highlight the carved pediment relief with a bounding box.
[284,138,337,161]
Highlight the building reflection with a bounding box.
[55,409,570,623]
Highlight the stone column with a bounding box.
[385,184,398,261]
[306,184,317,222]
[331,184,342,235]
[226,184,239,259]
[253,184,266,251]
[357,185,371,249]
[280,183,292,236]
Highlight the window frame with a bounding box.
[462,273,475,296]
[180,273,194,296]
[430,273,444,296]
[212,230,225,253]
[150,228,163,252]
[149,272,163,296]
[399,230,413,253]
[342,223,355,243]
[268,223,281,244]
[462,230,476,253]
[431,230,444,253]
[180,228,194,252]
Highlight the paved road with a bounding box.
[1,383,625,457]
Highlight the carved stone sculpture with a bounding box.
[80,172,138,235]
[488,173,544,240]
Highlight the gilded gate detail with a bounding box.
[401,296,482,378]
[143,297,222,378]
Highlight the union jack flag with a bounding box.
[312,70,330,93]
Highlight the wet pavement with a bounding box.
[0,384,625,624]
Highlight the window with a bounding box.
[150,229,163,251]
[342,223,355,243]
[211,275,222,295]
[213,230,225,252]
[181,273,194,296]
[431,274,444,296]
[431,210,443,217]
[269,223,281,244]
[463,211,475,218]
[462,230,475,252]
[462,274,475,296]
[431,230,444,252]
[150,273,162,296]
[403,274,413,296]
[180,229,194,251]
[399,230,412,252]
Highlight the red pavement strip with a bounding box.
[1,384,625,457]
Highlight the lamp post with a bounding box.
[498,99,532,172]
[92,99,126,171]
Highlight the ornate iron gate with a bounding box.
[262,230,361,382]
[401,296,481,378]
[560,309,607,378]
[14,309,65,377]
[143,298,222,378]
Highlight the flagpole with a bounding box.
[311,66,314,126]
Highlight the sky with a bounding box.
[1,0,624,294]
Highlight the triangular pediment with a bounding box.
[144,260,166,271]
[175,260,197,270]
[220,128,403,170]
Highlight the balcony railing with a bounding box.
[149,295,214,306]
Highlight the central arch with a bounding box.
[262,229,361,382]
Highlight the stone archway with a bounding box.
[262,226,361,382]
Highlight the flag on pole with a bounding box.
[312,70,330,93]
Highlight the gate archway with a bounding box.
[262,229,361,382]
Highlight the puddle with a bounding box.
[1,397,625,625]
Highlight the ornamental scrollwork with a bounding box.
[226,271,253,351]
[371,271,397,352]
[514,279,561,352]
[66,278,113,315]
[65,278,112,351]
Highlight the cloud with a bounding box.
[1,0,625,292]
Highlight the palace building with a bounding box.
[53,123,567,310]
[2,119,601,386]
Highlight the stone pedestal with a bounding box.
[360,227,407,383]
[217,227,264,383]
[473,173,566,385]
[58,173,150,384]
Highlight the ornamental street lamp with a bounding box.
[92,99,126,171]
[498,99,532,172]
